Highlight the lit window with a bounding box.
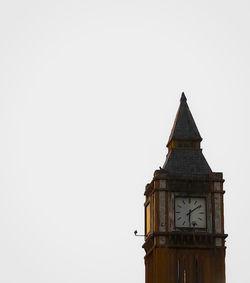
[145,203,151,235]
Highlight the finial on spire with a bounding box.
[181,92,187,102]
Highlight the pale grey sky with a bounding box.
[0,0,249,282]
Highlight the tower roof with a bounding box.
[163,93,212,177]
[163,148,212,176]
[167,92,202,146]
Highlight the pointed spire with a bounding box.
[167,93,202,146]
[181,92,187,102]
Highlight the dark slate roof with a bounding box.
[163,149,212,176]
[167,93,202,145]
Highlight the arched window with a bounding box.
[177,259,180,283]
[183,269,187,283]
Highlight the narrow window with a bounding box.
[177,259,180,283]
[183,269,187,283]
[145,203,151,235]
[195,259,198,283]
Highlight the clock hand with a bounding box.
[186,205,202,216]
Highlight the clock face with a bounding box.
[175,197,206,229]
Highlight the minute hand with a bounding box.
[186,205,201,216]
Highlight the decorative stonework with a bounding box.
[143,93,227,283]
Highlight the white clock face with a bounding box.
[175,197,206,229]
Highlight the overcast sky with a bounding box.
[0,0,249,282]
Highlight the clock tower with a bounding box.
[143,93,227,283]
